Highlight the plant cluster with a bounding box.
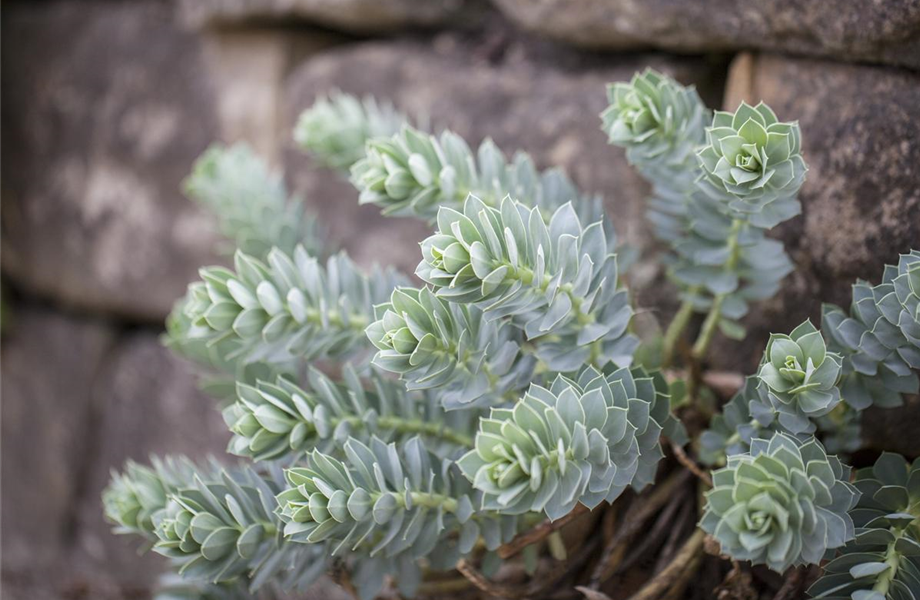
[105,73,920,600]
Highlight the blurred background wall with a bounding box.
[1,0,919,598]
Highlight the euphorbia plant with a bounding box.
[104,76,920,600]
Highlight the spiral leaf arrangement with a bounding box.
[701,434,858,572]
[416,196,635,371]
[366,286,536,407]
[350,124,613,243]
[182,246,404,366]
[276,436,516,598]
[604,71,801,348]
[103,457,328,592]
[458,366,681,520]
[224,365,475,461]
[107,80,920,600]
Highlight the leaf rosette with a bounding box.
[458,366,674,520]
[697,101,806,221]
[701,434,858,573]
[756,320,843,434]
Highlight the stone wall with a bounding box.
[2,0,918,598]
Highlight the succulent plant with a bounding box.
[365,286,535,407]
[697,101,807,221]
[416,195,636,371]
[104,459,176,539]
[699,375,778,467]
[276,437,515,565]
[350,122,609,233]
[701,434,858,572]
[458,366,675,520]
[104,458,327,592]
[183,247,403,366]
[224,365,475,461]
[294,91,406,171]
[809,453,920,600]
[183,143,322,259]
[107,76,920,600]
[755,320,843,434]
[823,274,920,413]
[601,68,710,179]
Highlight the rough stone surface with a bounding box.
[282,33,727,288]
[1,307,116,579]
[199,27,343,165]
[710,53,920,372]
[70,331,233,593]
[0,1,222,322]
[179,0,487,33]
[492,0,920,70]
[861,395,920,458]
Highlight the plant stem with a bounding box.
[340,416,474,448]
[690,218,744,362]
[662,293,698,368]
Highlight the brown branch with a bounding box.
[772,567,806,600]
[614,487,686,576]
[669,439,713,487]
[497,502,591,559]
[653,494,695,574]
[457,535,600,599]
[661,547,703,600]
[622,529,706,600]
[589,470,692,587]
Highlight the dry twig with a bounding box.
[772,567,806,600]
[497,503,591,559]
[589,470,692,587]
[622,529,706,600]
[669,440,713,487]
[457,535,600,599]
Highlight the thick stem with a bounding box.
[662,293,698,368]
[873,538,903,596]
[690,218,744,362]
[339,415,474,448]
